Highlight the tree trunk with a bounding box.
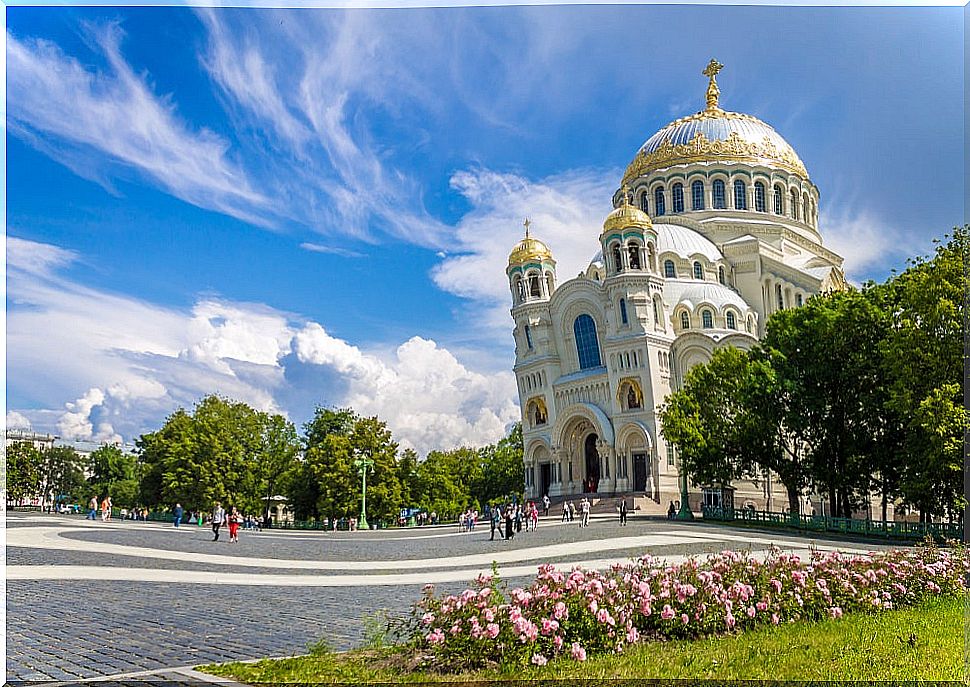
[881,486,887,522]
[786,486,801,517]
[828,483,837,520]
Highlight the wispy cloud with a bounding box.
[7,23,272,228]
[300,242,365,259]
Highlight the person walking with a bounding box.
[100,496,112,522]
[173,503,184,528]
[561,502,569,523]
[228,506,241,542]
[530,502,539,531]
[667,501,676,520]
[580,497,590,528]
[504,507,514,541]
[618,498,628,526]
[211,501,226,541]
[490,507,499,541]
[87,496,98,521]
[568,501,576,522]
[542,495,550,517]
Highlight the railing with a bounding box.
[702,506,963,542]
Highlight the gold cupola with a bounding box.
[602,188,653,234]
[508,218,555,268]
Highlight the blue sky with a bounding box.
[5,4,965,454]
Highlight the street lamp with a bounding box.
[354,457,375,530]
[676,450,693,521]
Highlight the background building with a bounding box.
[508,61,846,514]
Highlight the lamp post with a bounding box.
[676,451,693,520]
[354,456,375,530]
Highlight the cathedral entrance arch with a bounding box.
[583,433,600,493]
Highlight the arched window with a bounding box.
[628,243,642,269]
[702,310,713,328]
[612,244,623,273]
[734,179,747,210]
[747,315,754,333]
[639,193,649,214]
[573,314,602,369]
[653,296,662,325]
[664,259,676,278]
[619,298,628,325]
[514,276,524,302]
[672,183,684,213]
[776,284,784,310]
[680,311,690,329]
[691,180,705,210]
[803,193,809,223]
[693,261,704,280]
[726,311,736,330]
[525,324,533,349]
[754,182,766,212]
[529,273,541,298]
[790,189,798,220]
[796,293,803,307]
[718,265,725,285]
[712,179,726,209]
[773,184,784,214]
[654,187,666,216]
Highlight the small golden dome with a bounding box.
[508,236,554,267]
[603,193,653,233]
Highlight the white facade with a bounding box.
[507,63,846,511]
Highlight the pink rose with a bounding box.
[531,654,548,666]
[486,623,500,639]
[421,612,435,625]
[571,642,587,662]
[426,628,445,645]
[681,613,690,625]
[661,604,675,620]
[746,606,756,618]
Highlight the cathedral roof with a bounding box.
[623,60,809,184]
[663,279,752,313]
[655,222,723,262]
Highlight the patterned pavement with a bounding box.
[5,511,899,682]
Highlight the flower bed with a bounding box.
[401,543,967,672]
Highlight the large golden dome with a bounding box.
[623,60,809,185]
[602,194,653,233]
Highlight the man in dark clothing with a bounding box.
[504,508,514,541]
[173,503,184,528]
[619,499,628,526]
[211,502,225,541]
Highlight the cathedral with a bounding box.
[508,60,846,514]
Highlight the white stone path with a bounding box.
[8,522,885,586]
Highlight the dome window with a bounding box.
[693,261,704,280]
[612,244,623,273]
[702,310,714,329]
[734,180,747,210]
[628,243,642,269]
[726,311,736,330]
[672,183,685,213]
[573,314,602,370]
[754,182,766,212]
[639,193,649,214]
[529,273,542,298]
[654,187,666,216]
[789,189,799,220]
[746,315,754,333]
[773,185,784,215]
[619,298,628,325]
[712,179,726,209]
[802,193,810,222]
[680,311,690,330]
[718,266,725,285]
[691,180,705,210]
[664,260,676,278]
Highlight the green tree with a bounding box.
[37,445,87,510]
[88,445,139,508]
[5,441,42,505]
[254,412,300,521]
[475,423,525,505]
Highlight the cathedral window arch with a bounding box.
[680,311,690,330]
[639,192,649,214]
[528,271,541,298]
[712,179,726,209]
[693,261,704,280]
[628,242,642,269]
[754,181,766,212]
[653,295,663,327]
[726,311,737,330]
[718,265,725,285]
[691,180,705,210]
[664,259,676,278]
[611,242,623,273]
[619,298,628,325]
[619,380,643,411]
[701,309,714,329]
[654,186,666,216]
[789,189,799,220]
[802,192,810,223]
[513,275,524,303]
[573,314,602,369]
[773,184,784,214]
[672,183,685,213]
[525,325,533,349]
[734,179,747,210]
[746,315,754,333]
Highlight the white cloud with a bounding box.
[432,166,617,338]
[820,207,909,282]
[6,411,32,431]
[7,24,272,228]
[300,242,365,259]
[8,237,518,454]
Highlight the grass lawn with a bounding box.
[200,595,967,683]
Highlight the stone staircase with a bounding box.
[538,493,670,518]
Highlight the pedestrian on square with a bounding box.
[530,502,539,531]
[561,502,568,523]
[580,497,590,528]
[667,501,676,519]
[228,506,241,542]
[211,501,226,541]
[504,507,514,541]
[542,495,550,517]
[100,496,112,522]
[618,498,628,526]
[568,501,575,522]
[87,496,98,521]
[490,507,499,541]
[173,503,184,528]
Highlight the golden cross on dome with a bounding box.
[703,58,724,111]
[620,184,632,205]
[523,217,532,237]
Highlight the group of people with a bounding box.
[560,497,592,527]
[208,501,243,542]
[86,496,112,521]
[485,501,541,541]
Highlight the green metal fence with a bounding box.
[702,505,962,541]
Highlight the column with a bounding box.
[595,439,614,493]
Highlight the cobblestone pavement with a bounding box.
[6,511,899,682]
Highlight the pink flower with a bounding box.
[725,612,736,629]
[553,635,564,651]
[486,623,500,639]
[771,613,780,625]
[571,642,587,662]
[770,578,782,593]
[531,654,548,666]
[746,606,756,618]
[756,601,767,612]
[681,613,690,625]
[426,628,445,645]
[829,606,843,619]
[626,626,640,643]
[484,608,495,622]
[421,612,435,625]
[661,604,675,620]
[553,601,567,620]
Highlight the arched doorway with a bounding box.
[584,433,600,493]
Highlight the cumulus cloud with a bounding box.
[8,236,517,454]
[7,24,271,227]
[6,411,32,431]
[820,207,910,282]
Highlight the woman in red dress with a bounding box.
[228,506,241,542]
